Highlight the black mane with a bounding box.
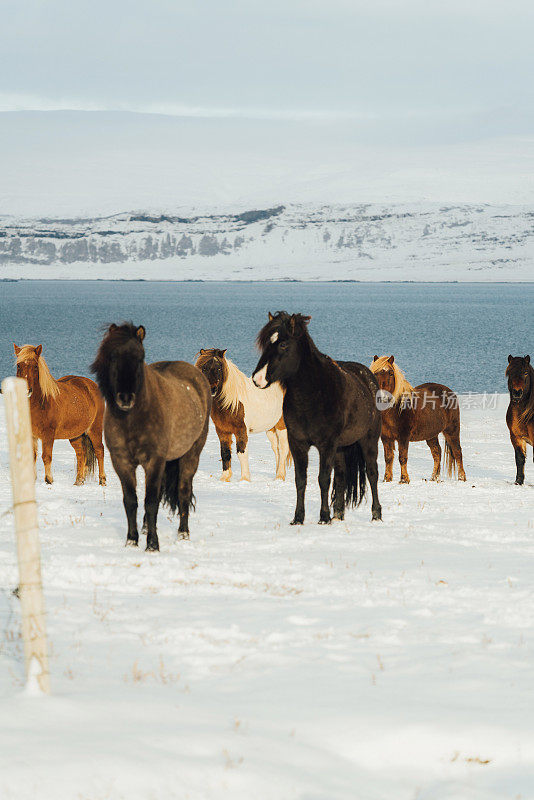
[90,322,143,404]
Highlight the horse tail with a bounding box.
[161,458,196,517]
[333,441,367,509]
[444,440,457,478]
[82,434,97,476]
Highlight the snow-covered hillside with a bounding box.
[1,202,534,281]
[1,395,533,799]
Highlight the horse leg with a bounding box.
[87,424,106,486]
[382,437,395,482]
[426,436,442,481]
[398,438,410,484]
[443,426,467,482]
[332,450,346,520]
[176,440,204,539]
[116,467,139,546]
[510,433,526,485]
[218,430,233,482]
[41,435,55,484]
[277,427,290,481]
[318,445,336,524]
[236,427,250,481]
[69,435,86,485]
[266,428,281,479]
[289,436,309,525]
[360,434,382,521]
[144,459,165,551]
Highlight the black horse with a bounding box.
[91,323,211,550]
[252,312,382,525]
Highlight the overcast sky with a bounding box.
[2,0,533,134]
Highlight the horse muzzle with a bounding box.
[116,393,136,411]
[512,389,523,402]
[252,364,269,389]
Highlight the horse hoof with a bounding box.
[372,510,382,521]
[125,538,138,547]
[99,477,107,486]
[177,531,190,541]
[290,518,304,526]
[146,542,159,552]
[458,474,467,482]
[515,480,524,486]
[220,473,232,482]
[333,513,344,521]
[399,478,410,484]
[239,476,251,482]
[74,479,84,486]
[45,477,53,485]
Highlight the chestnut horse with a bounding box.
[506,355,534,485]
[195,348,290,482]
[92,324,211,550]
[14,343,106,485]
[370,355,466,483]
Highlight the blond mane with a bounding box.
[370,356,414,405]
[16,346,60,400]
[219,358,252,414]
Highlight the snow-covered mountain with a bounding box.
[0,202,533,281]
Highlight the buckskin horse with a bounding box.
[506,354,534,485]
[253,312,382,525]
[91,323,211,550]
[370,355,466,483]
[195,348,290,481]
[14,343,106,486]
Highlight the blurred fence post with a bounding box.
[2,376,50,694]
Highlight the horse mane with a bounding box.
[16,346,60,400]
[369,356,414,405]
[506,358,534,425]
[90,322,143,403]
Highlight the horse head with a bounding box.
[91,323,146,413]
[252,311,311,389]
[195,349,228,398]
[506,355,532,403]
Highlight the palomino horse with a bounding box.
[91,324,211,550]
[370,355,466,483]
[253,312,382,525]
[195,348,290,481]
[506,355,534,485]
[14,344,106,486]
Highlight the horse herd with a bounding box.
[12,312,534,551]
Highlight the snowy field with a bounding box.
[1,394,533,800]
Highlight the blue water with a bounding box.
[1,281,532,394]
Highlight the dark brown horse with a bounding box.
[14,343,106,485]
[195,348,290,482]
[91,323,211,550]
[253,312,382,525]
[370,355,466,483]
[506,355,534,485]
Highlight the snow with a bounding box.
[1,394,533,799]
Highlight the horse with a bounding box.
[195,348,291,482]
[91,323,211,550]
[505,355,534,485]
[13,343,106,486]
[369,355,466,483]
[252,312,382,525]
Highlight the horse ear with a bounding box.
[35,345,42,358]
[388,355,395,364]
[222,349,227,357]
[13,343,21,355]
[136,326,146,342]
[373,355,378,362]
[268,312,274,321]
[199,348,206,355]
[109,323,117,332]
[526,355,531,364]
[508,354,513,363]
[303,315,311,325]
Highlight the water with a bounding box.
[1,281,532,394]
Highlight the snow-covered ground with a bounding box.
[1,394,533,799]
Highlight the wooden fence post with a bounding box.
[2,376,50,694]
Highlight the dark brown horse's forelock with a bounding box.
[90,323,145,405]
[256,311,311,351]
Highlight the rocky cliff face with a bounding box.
[0,203,532,277]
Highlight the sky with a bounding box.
[2,0,534,138]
